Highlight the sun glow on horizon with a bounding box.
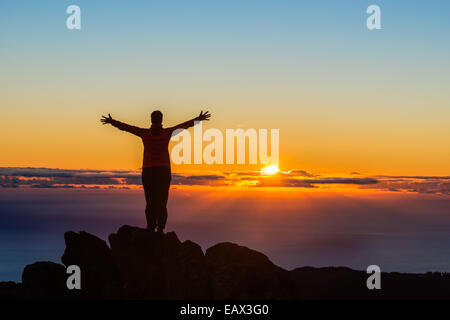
[262,165,279,175]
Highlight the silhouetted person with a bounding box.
[101,110,211,232]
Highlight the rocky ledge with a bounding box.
[1,225,450,299]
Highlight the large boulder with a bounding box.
[61,231,122,298]
[205,242,295,299]
[108,225,210,299]
[22,261,66,299]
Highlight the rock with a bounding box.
[205,242,295,299]
[108,225,210,299]
[61,230,122,299]
[289,267,450,299]
[22,261,66,299]
[0,281,22,299]
[290,266,369,299]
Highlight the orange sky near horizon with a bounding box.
[1,110,449,176]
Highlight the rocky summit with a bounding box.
[1,225,450,299]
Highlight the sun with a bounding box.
[262,164,279,175]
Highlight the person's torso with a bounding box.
[141,128,172,168]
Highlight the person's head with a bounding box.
[151,110,163,125]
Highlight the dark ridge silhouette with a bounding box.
[1,225,450,300]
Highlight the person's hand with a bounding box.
[101,113,113,125]
[196,110,211,121]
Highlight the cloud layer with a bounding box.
[0,167,448,195]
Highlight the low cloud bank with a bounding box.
[0,167,448,195]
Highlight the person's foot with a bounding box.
[156,228,164,234]
[147,225,156,232]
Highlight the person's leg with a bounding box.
[152,169,164,233]
[142,168,157,231]
[160,167,171,231]
[156,167,171,232]
[147,168,163,232]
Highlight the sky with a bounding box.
[1,0,449,175]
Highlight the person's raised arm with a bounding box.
[100,114,145,137]
[168,110,211,134]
